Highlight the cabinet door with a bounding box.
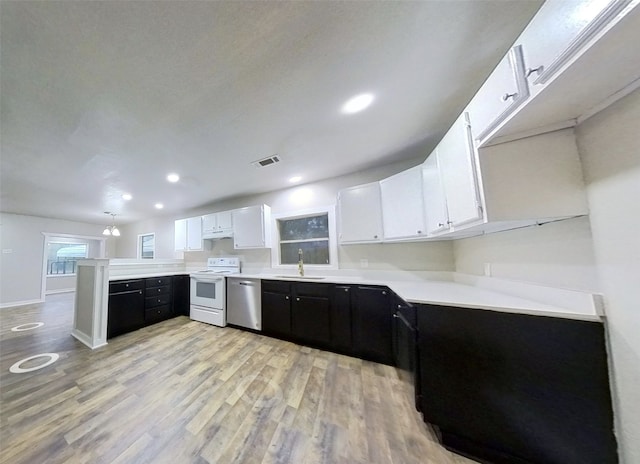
[174,219,187,251]
[107,289,145,338]
[262,291,291,338]
[337,182,383,244]
[438,112,483,228]
[186,216,203,251]
[352,286,393,365]
[233,205,266,249]
[422,151,450,235]
[380,166,427,240]
[466,45,529,142]
[172,275,190,316]
[292,295,331,346]
[520,0,625,88]
[331,285,353,352]
[216,210,233,230]
[202,213,217,233]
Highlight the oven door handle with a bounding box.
[191,276,225,283]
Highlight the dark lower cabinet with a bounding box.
[352,286,393,365]
[172,275,190,316]
[262,280,293,338]
[392,295,419,410]
[331,285,353,352]
[107,280,145,338]
[107,274,189,339]
[292,283,331,346]
[416,303,617,464]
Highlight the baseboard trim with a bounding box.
[71,329,107,350]
[0,299,45,309]
[45,288,75,295]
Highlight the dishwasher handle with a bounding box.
[238,281,256,286]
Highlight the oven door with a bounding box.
[190,275,224,309]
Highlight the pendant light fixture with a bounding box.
[103,212,121,237]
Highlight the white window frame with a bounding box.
[271,205,338,271]
[46,241,89,276]
[137,233,155,260]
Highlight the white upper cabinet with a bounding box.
[519,0,628,90]
[232,204,272,249]
[202,210,233,238]
[175,216,203,252]
[422,151,450,236]
[466,45,529,144]
[380,166,427,240]
[337,182,383,244]
[437,112,483,229]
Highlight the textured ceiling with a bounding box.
[0,0,542,225]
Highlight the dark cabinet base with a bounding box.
[417,304,617,464]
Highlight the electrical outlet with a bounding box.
[360,259,369,269]
[484,262,492,277]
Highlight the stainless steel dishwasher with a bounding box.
[226,277,261,331]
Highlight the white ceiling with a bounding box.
[0,0,542,225]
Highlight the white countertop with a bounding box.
[227,272,603,322]
[108,267,602,322]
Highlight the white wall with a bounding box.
[0,213,113,307]
[575,88,640,464]
[454,216,599,292]
[117,158,456,272]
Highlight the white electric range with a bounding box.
[189,257,240,327]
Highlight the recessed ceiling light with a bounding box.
[155,203,164,209]
[167,173,180,183]
[122,193,132,201]
[341,93,375,114]
[289,176,302,183]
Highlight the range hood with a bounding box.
[202,229,233,240]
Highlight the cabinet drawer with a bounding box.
[109,279,144,294]
[147,285,171,296]
[295,282,330,297]
[146,277,172,288]
[145,305,172,324]
[145,294,171,308]
[262,280,291,294]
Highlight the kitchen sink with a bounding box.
[274,275,326,280]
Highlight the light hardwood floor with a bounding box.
[0,293,476,464]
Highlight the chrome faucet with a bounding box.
[298,248,304,277]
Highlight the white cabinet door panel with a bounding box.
[233,205,270,249]
[338,182,383,243]
[422,152,450,235]
[467,46,529,142]
[520,0,625,86]
[380,166,427,240]
[186,216,203,251]
[437,113,483,228]
[174,219,187,251]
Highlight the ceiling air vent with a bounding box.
[252,155,281,168]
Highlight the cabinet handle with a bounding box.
[447,221,453,225]
[382,291,387,295]
[373,235,378,239]
[344,288,349,292]
[398,304,402,309]
[158,289,161,292]
[125,284,129,288]
[158,299,161,303]
[285,296,289,300]
[438,223,444,227]
[525,65,543,79]
[296,298,300,301]
[139,291,143,295]
[502,92,518,102]
[417,230,422,234]
[393,314,398,318]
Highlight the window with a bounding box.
[272,207,337,268]
[138,233,155,259]
[47,242,88,275]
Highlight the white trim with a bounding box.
[271,205,338,270]
[137,232,156,260]
[0,299,45,309]
[45,288,75,295]
[47,273,77,278]
[40,232,107,303]
[71,329,107,350]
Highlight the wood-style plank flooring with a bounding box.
[0,293,476,464]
